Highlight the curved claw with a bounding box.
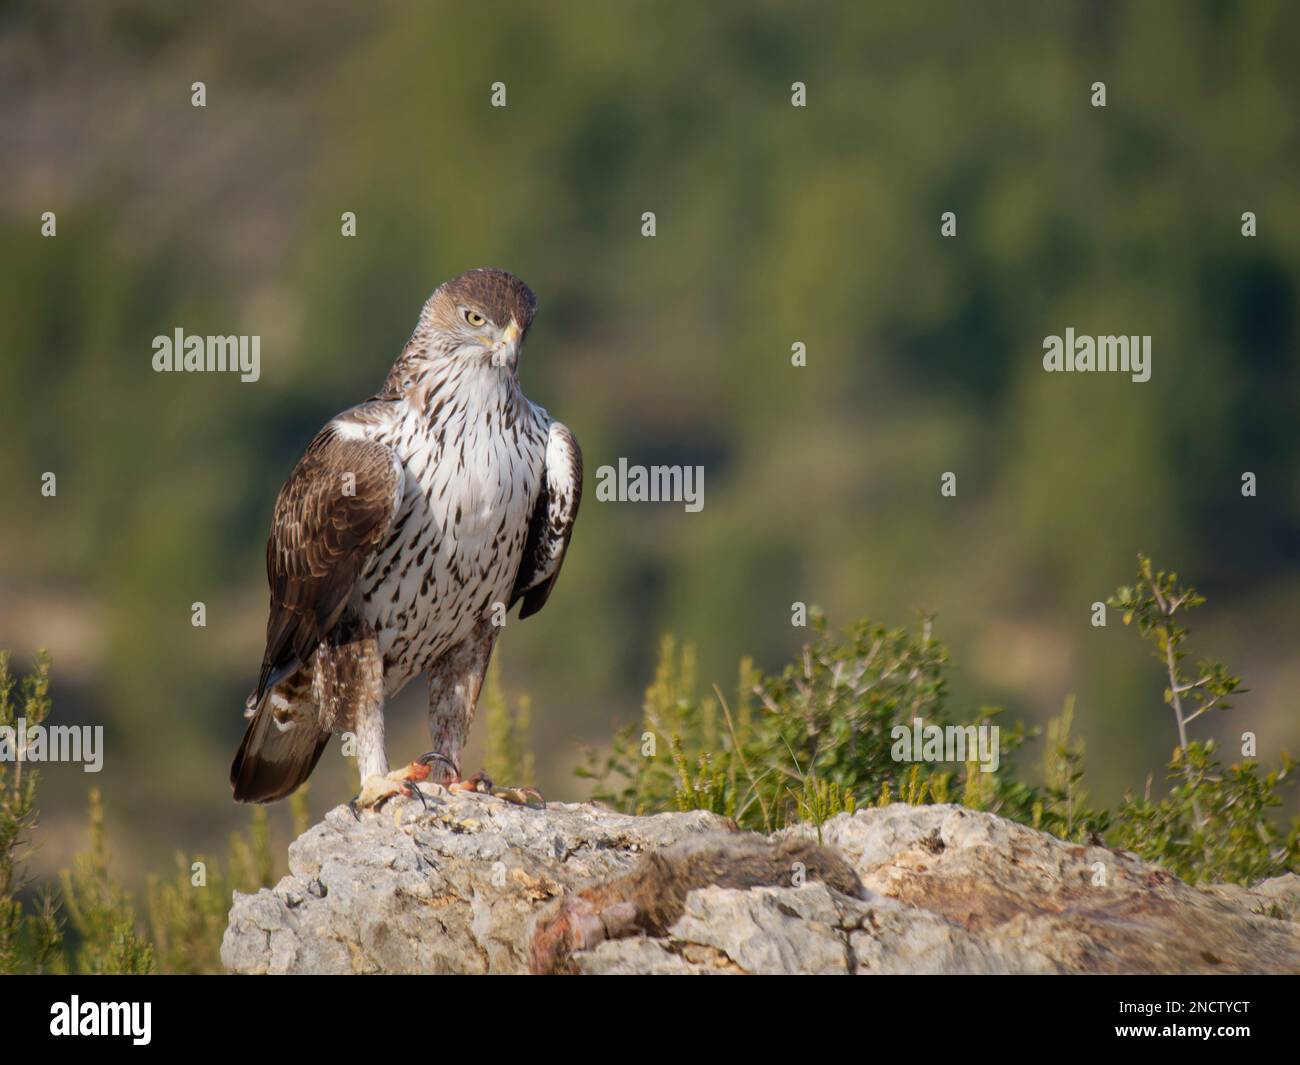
[416,751,460,777]
[350,763,432,816]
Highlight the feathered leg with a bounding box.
[426,619,496,780]
[426,620,543,807]
[324,622,441,815]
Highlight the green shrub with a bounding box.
[579,619,1044,835]
[0,651,62,973]
[1105,555,1300,884]
[0,651,302,974]
[582,557,1298,884]
[60,787,154,974]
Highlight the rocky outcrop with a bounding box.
[221,791,1300,974]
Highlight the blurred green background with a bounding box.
[1,0,1298,883]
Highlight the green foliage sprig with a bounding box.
[0,651,62,973]
[60,787,153,974]
[1106,555,1297,884]
[483,657,536,788]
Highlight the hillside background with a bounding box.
[1,0,1298,883]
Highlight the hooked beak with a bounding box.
[492,319,521,373]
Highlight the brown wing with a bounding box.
[511,421,582,619]
[254,424,403,702]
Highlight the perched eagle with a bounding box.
[230,268,581,809]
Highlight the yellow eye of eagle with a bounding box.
[464,309,486,327]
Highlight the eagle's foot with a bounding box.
[450,770,546,809]
[349,753,456,818]
[349,773,415,818]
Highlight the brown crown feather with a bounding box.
[439,268,537,332]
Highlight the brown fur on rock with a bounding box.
[531,831,863,974]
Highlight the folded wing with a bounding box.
[510,421,582,619]
[255,425,404,702]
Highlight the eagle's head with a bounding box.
[419,267,537,375]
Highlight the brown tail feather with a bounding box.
[230,698,330,804]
